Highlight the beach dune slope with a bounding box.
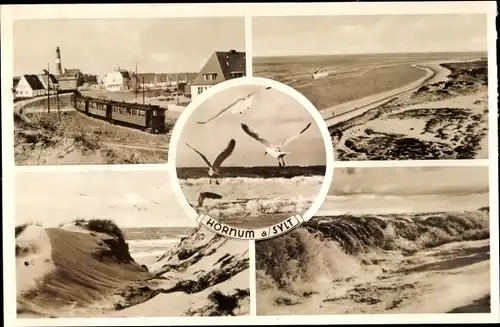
[16,220,250,317]
[16,220,152,317]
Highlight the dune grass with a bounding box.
[15,222,42,238]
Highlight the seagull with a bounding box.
[185,139,236,185]
[196,192,223,208]
[77,192,87,196]
[241,122,312,167]
[196,87,272,125]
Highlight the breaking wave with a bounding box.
[256,208,489,295]
[181,176,324,187]
[203,196,316,220]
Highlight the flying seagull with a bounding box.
[196,192,223,208]
[196,87,272,125]
[185,139,236,185]
[241,122,312,167]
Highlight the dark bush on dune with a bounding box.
[75,218,126,243]
[15,223,30,238]
[73,218,134,264]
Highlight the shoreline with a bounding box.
[322,63,439,126]
[322,57,484,127]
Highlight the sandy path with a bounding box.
[103,141,168,152]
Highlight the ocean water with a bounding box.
[180,176,325,228]
[123,227,194,264]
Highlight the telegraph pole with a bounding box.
[142,77,145,104]
[47,62,51,113]
[135,61,138,98]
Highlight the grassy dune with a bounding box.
[330,60,488,160]
[14,109,173,165]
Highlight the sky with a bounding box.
[13,17,245,76]
[15,170,197,228]
[253,14,488,56]
[317,167,490,215]
[176,84,327,168]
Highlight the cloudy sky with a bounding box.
[13,17,244,76]
[176,85,327,168]
[316,167,489,215]
[15,170,196,228]
[253,14,487,56]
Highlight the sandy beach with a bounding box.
[256,167,491,315]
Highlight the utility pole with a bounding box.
[135,61,138,98]
[47,62,51,113]
[142,77,145,104]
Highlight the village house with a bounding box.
[14,74,47,98]
[57,68,85,91]
[37,72,59,94]
[136,73,156,89]
[190,50,246,99]
[104,69,135,91]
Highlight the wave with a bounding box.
[256,208,489,295]
[181,175,324,187]
[201,196,316,220]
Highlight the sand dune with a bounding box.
[256,208,491,315]
[16,220,249,317]
[330,59,488,160]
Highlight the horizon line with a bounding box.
[253,49,488,58]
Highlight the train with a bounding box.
[70,91,167,133]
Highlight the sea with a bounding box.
[123,227,195,265]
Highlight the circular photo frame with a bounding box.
[167,77,334,241]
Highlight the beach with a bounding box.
[255,167,491,315]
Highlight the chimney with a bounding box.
[56,47,62,76]
[229,49,237,54]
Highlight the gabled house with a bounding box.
[104,69,134,91]
[57,68,85,91]
[190,50,246,99]
[14,74,47,98]
[37,72,59,94]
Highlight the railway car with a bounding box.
[88,98,110,119]
[110,101,166,133]
[71,92,166,134]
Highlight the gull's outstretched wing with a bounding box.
[196,191,223,208]
[241,123,271,147]
[229,87,273,114]
[213,139,236,169]
[196,98,242,125]
[185,143,213,169]
[278,122,312,148]
[214,139,236,169]
[200,192,223,200]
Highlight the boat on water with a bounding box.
[313,66,329,80]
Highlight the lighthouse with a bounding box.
[56,47,62,76]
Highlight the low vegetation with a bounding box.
[14,106,171,164]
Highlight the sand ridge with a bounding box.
[16,221,249,317]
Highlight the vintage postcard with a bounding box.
[1,2,498,327]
